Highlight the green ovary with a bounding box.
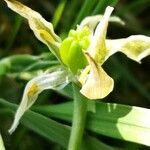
[60,27,90,74]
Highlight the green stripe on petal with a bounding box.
[4,0,61,58]
[8,69,69,134]
[80,53,114,100]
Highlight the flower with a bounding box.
[0,133,5,150]
[4,0,150,133]
[77,6,150,99]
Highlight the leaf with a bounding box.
[58,84,73,99]
[0,98,115,150]
[0,133,5,150]
[33,101,150,146]
[79,53,114,99]
[72,0,97,28]
[106,35,150,63]
[92,0,118,15]
[84,135,115,150]
[0,98,70,148]
[8,69,69,134]
[0,53,59,76]
[23,111,113,150]
[4,0,61,58]
[0,54,38,75]
[52,0,67,28]
[5,15,23,51]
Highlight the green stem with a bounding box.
[68,84,88,150]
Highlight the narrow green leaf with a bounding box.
[0,54,37,75]
[58,84,73,99]
[92,0,118,15]
[0,53,58,75]
[92,0,107,15]
[33,101,150,146]
[0,99,70,148]
[72,0,97,28]
[24,60,59,71]
[0,98,114,150]
[52,0,67,28]
[5,15,22,52]
[84,135,115,150]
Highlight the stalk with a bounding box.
[68,84,88,150]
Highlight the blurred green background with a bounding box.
[0,0,150,149]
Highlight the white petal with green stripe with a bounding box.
[80,15,124,32]
[0,133,5,150]
[80,53,114,99]
[4,0,61,58]
[106,35,150,63]
[8,69,69,134]
[87,6,114,64]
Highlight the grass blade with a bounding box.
[0,99,70,148]
[92,0,118,15]
[52,0,67,28]
[72,0,97,28]
[0,53,58,76]
[0,98,115,150]
[33,101,150,146]
[5,15,22,52]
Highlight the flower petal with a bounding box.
[80,53,114,99]
[80,15,124,32]
[8,69,69,134]
[87,6,114,64]
[0,133,5,150]
[106,35,150,63]
[4,0,61,58]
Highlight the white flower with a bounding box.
[4,0,150,133]
[78,6,150,99]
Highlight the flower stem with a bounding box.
[68,84,88,150]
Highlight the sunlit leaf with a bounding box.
[0,98,115,150]
[33,101,150,146]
